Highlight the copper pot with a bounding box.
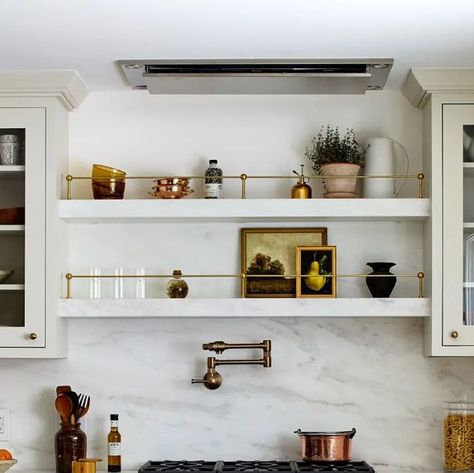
[294,428,356,462]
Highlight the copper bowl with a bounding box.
[294,428,356,462]
[155,177,190,186]
[151,178,194,199]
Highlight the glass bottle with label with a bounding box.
[204,159,223,199]
[107,414,121,472]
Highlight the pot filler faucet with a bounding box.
[191,340,272,390]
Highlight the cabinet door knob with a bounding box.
[450,330,459,339]
[29,332,38,340]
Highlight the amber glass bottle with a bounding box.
[107,414,121,472]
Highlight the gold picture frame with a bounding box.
[296,246,337,298]
[241,227,328,298]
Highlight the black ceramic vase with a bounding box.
[366,262,397,298]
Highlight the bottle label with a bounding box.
[108,442,121,456]
[205,183,222,199]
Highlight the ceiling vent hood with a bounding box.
[118,59,393,94]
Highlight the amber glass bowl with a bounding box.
[91,164,126,200]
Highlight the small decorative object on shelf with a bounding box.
[204,159,223,199]
[291,165,312,199]
[296,246,337,298]
[0,134,22,165]
[365,262,397,297]
[305,125,367,198]
[363,137,409,198]
[167,270,189,298]
[444,400,474,471]
[150,177,193,199]
[91,164,126,200]
[241,227,327,298]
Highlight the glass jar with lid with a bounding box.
[166,270,189,298]
[444,401,474,471]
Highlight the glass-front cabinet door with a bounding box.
[0,108,45,347]
[443,104,474,346]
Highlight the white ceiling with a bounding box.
[1,0,474,91]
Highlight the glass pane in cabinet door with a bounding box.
[0,128,25,329]
[463,124,474,325]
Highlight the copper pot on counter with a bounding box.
[294,428,356,462]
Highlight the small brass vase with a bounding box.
[291,165,312,199]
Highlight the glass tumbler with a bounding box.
[444,401,474,470]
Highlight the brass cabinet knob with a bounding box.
[450,330,459,339]
[29,332,38,340]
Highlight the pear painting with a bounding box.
[305,255,328,292]
[297,246,336,298]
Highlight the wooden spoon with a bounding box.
[55,394,73,424]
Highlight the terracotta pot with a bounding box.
[320,163,361,198]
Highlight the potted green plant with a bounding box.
[305,125,367,198]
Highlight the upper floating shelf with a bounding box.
[59,198,430,223]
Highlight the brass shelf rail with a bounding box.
[65,271,424,299]
[65,173,425,200]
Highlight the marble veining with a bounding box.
[0,318,473,471]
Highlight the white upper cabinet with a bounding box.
[0,72,87,358]
[403,69,474,355]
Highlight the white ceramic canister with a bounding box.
[363,137,409,198]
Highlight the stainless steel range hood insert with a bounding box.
[118,59,393,94]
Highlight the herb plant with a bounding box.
[305,125,367,174]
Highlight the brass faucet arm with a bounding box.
[203,340,271,354]
[215,358,265,366]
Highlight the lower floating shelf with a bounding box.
[59,298,430,318]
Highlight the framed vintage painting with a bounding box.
[241,228,328,298]
[296,246,337,298]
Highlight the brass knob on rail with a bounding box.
[450,331,459,339]
[29,332,38,340]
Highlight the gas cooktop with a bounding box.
[138,461,375,473]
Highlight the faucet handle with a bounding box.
[202,341,226,353]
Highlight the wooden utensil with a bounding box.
[55,394,73,424]
[56,385,72,396]
[64,391,79,422]
[76,394,90,420]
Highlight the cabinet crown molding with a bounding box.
[0,70,88,110]
[402,68,474,109]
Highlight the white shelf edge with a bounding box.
[0,225,25,235]
[464,163,474,168]
[59,297,430,318]
[0,165,25,173]
[0,284,24,291]
[59,198,431,223]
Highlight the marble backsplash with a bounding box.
[0,317,473,471]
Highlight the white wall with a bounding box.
[1,90,467,471]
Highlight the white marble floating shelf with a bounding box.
[59,297,430,318]
[58,198,430,223]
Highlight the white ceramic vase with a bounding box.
[363,137,409,198]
